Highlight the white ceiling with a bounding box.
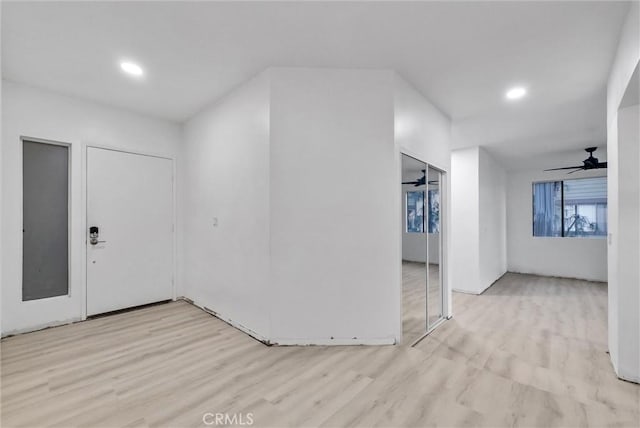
[1,1,630,168]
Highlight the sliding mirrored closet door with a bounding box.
[426,166,444,330]
[401,154,446,342]
[401,154,428,343]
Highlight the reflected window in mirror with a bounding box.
[406,191,424,233]
[427,189,440,233]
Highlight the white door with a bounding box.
[87,147,173,316]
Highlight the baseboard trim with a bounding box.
[270,337,396,346]
[452,271,508,296]
[1,317,83,339]
[618,374,640,385]
[506,270,606,283]
[179,297,272,346]
[452,288,481,295]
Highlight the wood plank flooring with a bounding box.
[2,267,638,427]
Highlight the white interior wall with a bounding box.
[506,168,608,282]
[394,79,450,171]
[394,75,452,317]
[1,53,3,335]
[450,147,480,293]
[478,148,507,290]
[269,68,399,344]
[450,147,507,294]
[1,81,182,335]
[606,1,639,383]
[615,104,639,382]
[181,72,271,340]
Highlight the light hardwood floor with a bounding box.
[2,267,639,427]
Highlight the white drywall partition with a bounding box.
[0,54,3,337]
[506,168,607,282]
[181,72,271,340]
[394,76,452,318]
[1,81,181,335]
[478,148,507,290]
[394,78,450,170]
[180,68,450,345]
[606,1,639,383]
[450,147,507,294]
[615,104,639,382]
[451,147,480,293]
[269,68,399,344]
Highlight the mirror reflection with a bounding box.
[401,154,428,342]
[427,166,443,328]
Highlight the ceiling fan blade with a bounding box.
[402,181,418,185]
[543,147,605,173]
[544,166,584,171]
[567,168,586,174]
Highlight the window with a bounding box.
[533,177,607,238]
[406,191,424,233]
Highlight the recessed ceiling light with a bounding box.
[506,86,527,100]
[120,61,143,77]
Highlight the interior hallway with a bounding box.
[2,266,637,427]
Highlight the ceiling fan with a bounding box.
[544,147,607,174]
[402,169,438,186]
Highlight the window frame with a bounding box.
[532,176,607,239]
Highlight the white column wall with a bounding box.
[268,68,399,344]
[478,148,507,290]
[451,147,481,294]
[615,104,639,382]
[606,1,639,382]
[451,147,507,294]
